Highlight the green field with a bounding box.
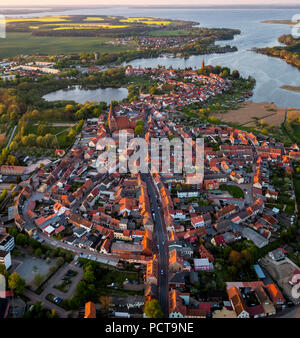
[220,184,245,199]
[0,33,136,58]
[291,123,300,142]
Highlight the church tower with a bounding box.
[107,102,117,133]
[201,59,205,69]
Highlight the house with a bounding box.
[169,289,187,318]
[146,254,158,285]
[191,215,204,228]
[255,286,276,316]
[194,258,212,271]
[265,284,286,307]
[265,190,278,200]
[84,301,96,318]
[230,171,244,184]
[199,244,215,262]
[211,235,226,247]
[204,179,219,191]
[213,219,232,234]
[55,149,65,157]
[268,248,286,261]
[215,204,236,220]
[169,272,187,289]
[227,286,249,318]
[169,249,184,273]
[0,233,15,252]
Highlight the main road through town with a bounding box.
[142,173,169,317]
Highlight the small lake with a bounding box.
[43,86,128,105]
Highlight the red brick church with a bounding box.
[107,103,136,133]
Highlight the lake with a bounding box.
[11,6,300,108]
[43,86,128,105]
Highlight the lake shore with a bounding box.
[261,20,295,25]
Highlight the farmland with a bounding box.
[0,33,137,58]
[5,15,195,37]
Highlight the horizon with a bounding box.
[1,1,300,8]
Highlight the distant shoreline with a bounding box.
[281,85,300,93]
[261,20,295,25]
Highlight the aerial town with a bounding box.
[0,61,299,320]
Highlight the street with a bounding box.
[143,173,169,317]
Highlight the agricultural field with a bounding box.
[214,101,290,129]
[5,15,195,37]
[0,33,137,58]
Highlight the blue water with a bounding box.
[7,7,300,108]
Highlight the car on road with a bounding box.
[162,240,164,245]
[161,269,164,275]
[54,297,63,304]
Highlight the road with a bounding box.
[142,173,169,318]
[24,288,68,318]
[6,124,17,148]
[275,305,300,318]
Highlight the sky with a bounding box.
[2,0,300,7]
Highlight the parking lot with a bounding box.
[14,256,56,286]
[39,262,84,302]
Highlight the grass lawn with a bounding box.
[0,33,136,58]
[26,124,69,135]
[220,184,244,199]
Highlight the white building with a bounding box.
[0,250,11,270]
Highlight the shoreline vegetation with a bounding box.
[261,20,296,25]
[254,34,300,71]
[281,85,300,93]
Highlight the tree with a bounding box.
[134,124,143,136]
[0,263,9,279]
[144,299,164,318]
[34,248,42,258]
[229,250,243,268]
[232,70,240,79]
[100,296,110,315]
[83,267,95,284]
[9,141,18,152]
[33,273,44,287]
[56,257,64,267]
[37,124,48,136]
[8,272,26,295]
[16,233,28,246]
[8,227,18,237]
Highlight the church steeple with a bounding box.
[107,102,116,132]
[201,59,205,70]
